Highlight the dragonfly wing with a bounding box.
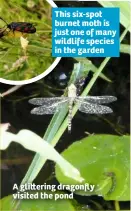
[31,99,68,115]
[31,105,58,115]
[77,101,113,114]
[30,101,68,115]
[29,97,67,106]
[76,96,117,104]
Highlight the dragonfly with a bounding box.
[29,84,117,132]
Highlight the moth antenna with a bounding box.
[0,17,8,25]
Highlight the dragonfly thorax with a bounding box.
[68,84,77,98]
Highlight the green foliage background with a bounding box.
[0,0,53,81]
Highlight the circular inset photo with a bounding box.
[0,0,60,85]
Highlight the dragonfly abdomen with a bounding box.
[68,100,74,133]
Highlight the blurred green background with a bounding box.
[0,0,54,81]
